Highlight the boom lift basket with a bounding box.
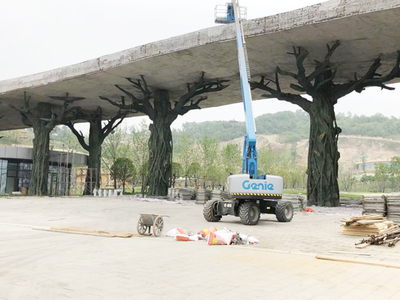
[214,3,247,24]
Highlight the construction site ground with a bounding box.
[1,196,400,300]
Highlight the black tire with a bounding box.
[203,200,222,222]
[275,201,294,222]
[239,201,260,225]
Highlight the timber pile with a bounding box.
[211,190,221,201]
[386,195,400,223]
[362,196,386,216]
[355,224,400,248]
[179,188,194,200]
[196,189,207,204]
[341,214,394,236]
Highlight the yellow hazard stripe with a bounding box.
[230,193,282,197]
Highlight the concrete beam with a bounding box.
[1,0,400,130]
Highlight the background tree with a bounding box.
[102,127,130,188]
[221,143,241,176]
[130,122,150,195]
[251,41,400,206]
[390,156,400,191]
[51,125,85,153]
[187,162,201,189]
[170,162,183,188]
[375,162,391,193]
[205,165,224,190]
[174,132,195,187]
[110,157,136,193]
[198,136,219,188]
[0,128,33,146]
[100,73,228,196]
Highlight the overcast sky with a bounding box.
[1,0,399,130]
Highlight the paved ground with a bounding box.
[1,196,400,299]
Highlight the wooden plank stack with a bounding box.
[195,189,207,204]
[386,195,400,223]
[341,214,394,236]
[362,196,386,216]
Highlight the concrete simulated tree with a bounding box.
[100,72,228,196]
[65,107,126,195]
[251,41,400,206]
[10,92,83,195]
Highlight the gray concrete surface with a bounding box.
[1,0,400,130]
[1,196,400,299]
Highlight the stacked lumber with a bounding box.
[211,190,221,201]
[363,196,386,216]
[341,214,394,236]
[196,189,207,204]
[386,195,400,223]
[179,188,194,200]
[355,224,400,248]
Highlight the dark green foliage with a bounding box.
[110,157,136,193]
[170,162,183,188]
[175,120,246,142]
[336,113,400,139]
[256,111,309,142]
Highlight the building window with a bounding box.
[0,160,8,194]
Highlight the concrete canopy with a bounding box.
[1,0,400,130]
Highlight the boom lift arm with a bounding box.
[217,0,258,178]
[204,1,293,226]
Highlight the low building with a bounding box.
[0,146,88,195]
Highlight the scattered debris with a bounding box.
[341,214,394,236]
[166,227,259,245]
[301,207,315,213]
[355,224,400,248]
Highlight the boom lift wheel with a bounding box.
[239,201,260,225]
[275,201,294,222]
[203,199,222,222]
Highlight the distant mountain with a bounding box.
[172,111,400,168]
[173,111,400,143]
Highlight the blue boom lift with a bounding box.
[204,0,294,225]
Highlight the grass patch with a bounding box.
[284,189,363,200]
[284,189,306,195]
[340,193,363,199]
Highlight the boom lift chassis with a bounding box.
[204,0,294,225]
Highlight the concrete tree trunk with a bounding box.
[84,120,103,195]
[146,91,173,196]
[30,115,53,196]
[307,97,340,206]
